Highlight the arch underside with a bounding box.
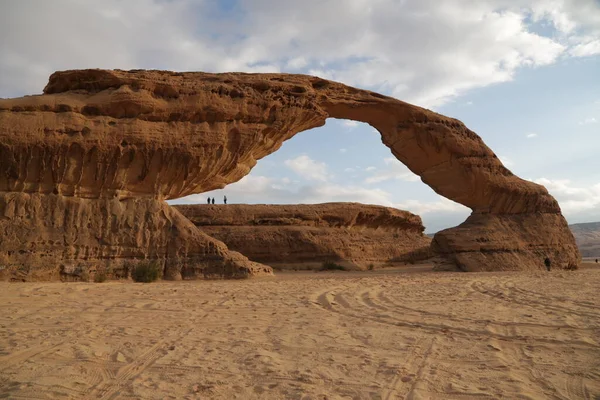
[0,69,580,279]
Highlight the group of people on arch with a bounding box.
[207,196,227,205]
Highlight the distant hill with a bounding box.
[569,222,600,258]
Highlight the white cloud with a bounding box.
[286,57,308,69]
[306,184,393,205]
[339,120,359,129]
[175,174,394,206]
[579,117,597,125]
[395,197,470,215]
[569,39,600,56]
[339,148,347,153]
[535,178,600,221]
[365,166,377,171]
[499,155,515,167]
[395,197,471,233]
[2,0,599,107]
[284,155,331,182]
[365,157,420,184]
[526,132,539,138]
[530,0,600,36]
[0,1,285,97]
[183,175,275,201]
[344,167,356,173]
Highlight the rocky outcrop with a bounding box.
[570,222,600,258]
[176,203,432,270]
[0,69,579,277]
[433,213,578,271]
[0,192,271,281]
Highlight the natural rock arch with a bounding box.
[0,69,579,279]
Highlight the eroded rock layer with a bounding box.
[176,203,432,270]
[433,213,579,272]
[0,69,580,275]
[0,192,271,281]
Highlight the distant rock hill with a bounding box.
[175,203,433,270]
[570,222,600,258]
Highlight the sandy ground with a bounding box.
[1,264,599,400]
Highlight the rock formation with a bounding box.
[0,69,579,279]
[176,203,432,270]
[0,193,271,281]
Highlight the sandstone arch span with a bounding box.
[0,69,579,279]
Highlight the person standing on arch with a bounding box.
[211,197,215,204]
[207,197,210,204]
[224,195,227,205]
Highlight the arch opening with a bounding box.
[172,117,472,271]
[173,118,470,235]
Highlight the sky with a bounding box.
[1,0,599,233]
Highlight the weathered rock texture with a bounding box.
[0,69,579,277]
[176,203,432,270]
[0,192,271,281]
[570,222,600,258]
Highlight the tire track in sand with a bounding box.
[0,341,67,373]
[85,328,193,400]
[382,337,436,400]
[470,280,600,320]
[311,285,598,349]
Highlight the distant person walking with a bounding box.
[211,197,215,204]
[224,195,227,205]
[207,197,210,204]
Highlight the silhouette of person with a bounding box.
[544,257,551,271]
[211,197,215,204]
[224,195,227,205]
[207,197,210,204]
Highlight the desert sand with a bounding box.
[1,265,599,400]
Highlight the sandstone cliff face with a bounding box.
[176,203,432,270]
[0,69,580,277]
[0,193,270,281]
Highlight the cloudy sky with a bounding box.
[1,0,599,232]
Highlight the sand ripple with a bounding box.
[1,265,599,399]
